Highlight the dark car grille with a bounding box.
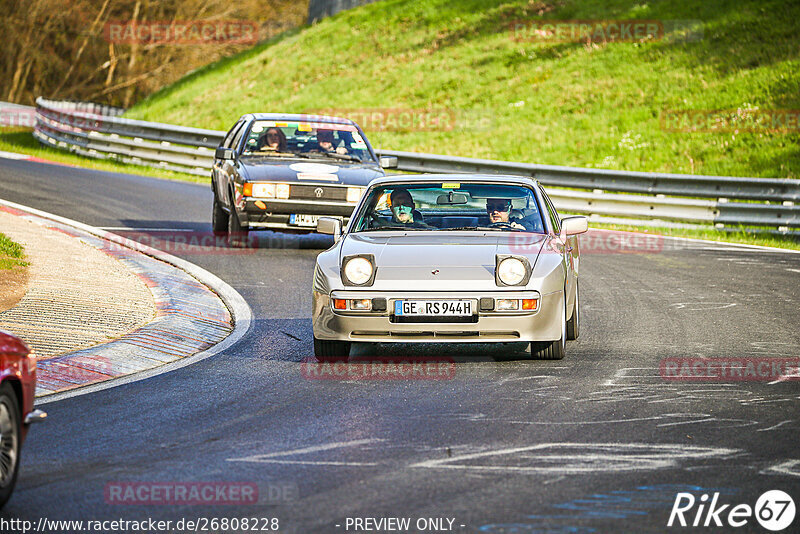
[290,185,348,201]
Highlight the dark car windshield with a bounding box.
[350,182,546,233]
[240,119,375,163]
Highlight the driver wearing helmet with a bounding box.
[486,198,529,230]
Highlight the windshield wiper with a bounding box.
[360,226,426,232]
[244,151,312,158]
[438,226,523,232]
[316,151,362,163]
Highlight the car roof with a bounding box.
[366,173,540,187]
[246,113,356,126]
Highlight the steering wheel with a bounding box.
[369,212,387,229]
[488,221,516,229]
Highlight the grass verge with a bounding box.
[0,232,29,269]
[127,0,800,179]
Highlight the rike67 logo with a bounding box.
[668,490,795,531]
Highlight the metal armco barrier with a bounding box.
[23,98,800,232]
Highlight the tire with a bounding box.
[212,194,229,236]
[566,279,580,340]
[0,382,21,510]
[227,206,250,248]
[313,336,351,360]
[531,293,566,360]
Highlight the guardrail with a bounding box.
[20,98,800,233]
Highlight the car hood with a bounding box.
[339,232,546,291]
[239,157,385,186]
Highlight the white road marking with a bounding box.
[411,442,738,475]
[0,150,31,160]
[656,418,717,427]
[762,459,800,477]
[227,438,383,464]
[242,460,378,466]
[786,268,800,274]
[757,420,793,432]
[670,302,737,311]
[768,370,800,385]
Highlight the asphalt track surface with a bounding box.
[1,158,799,533]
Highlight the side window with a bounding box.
[222,120,243,148]
[230,122,248,153]
[541,188,561,234]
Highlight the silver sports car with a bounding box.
[311,174,588,359]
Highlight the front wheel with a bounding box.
[566,279,580,340]
[531,294,566,360]
[227,208,250,248]
[313,337,351,359]
[212,194,229,236]
[0,382,21,509]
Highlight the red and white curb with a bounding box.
[0,198,253,403]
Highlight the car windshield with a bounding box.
[240,119,374,163]
[350,182,546,233]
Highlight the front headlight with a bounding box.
[343,256,373,285]
[497,257,527,286]
[276,183,291,199]
[347,186,365,203]
[250,183,276,198]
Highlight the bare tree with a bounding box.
[0,0,308,107]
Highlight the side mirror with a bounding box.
[561,216,589,236]
[215,147,235,160]
[379,155,398,169]
[317,217,342,241]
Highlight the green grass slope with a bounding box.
[127,0,800,178]
[0,232,28,270]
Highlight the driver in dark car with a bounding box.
[486,198,530,230]
[313,129,348,155]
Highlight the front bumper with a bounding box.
[312,290,563,343]
[242,198,354,230]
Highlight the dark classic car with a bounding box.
[0,331,46,509]
[211,113,396,243]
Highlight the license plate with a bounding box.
[393,300,473,316]
[290,214,321,227]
